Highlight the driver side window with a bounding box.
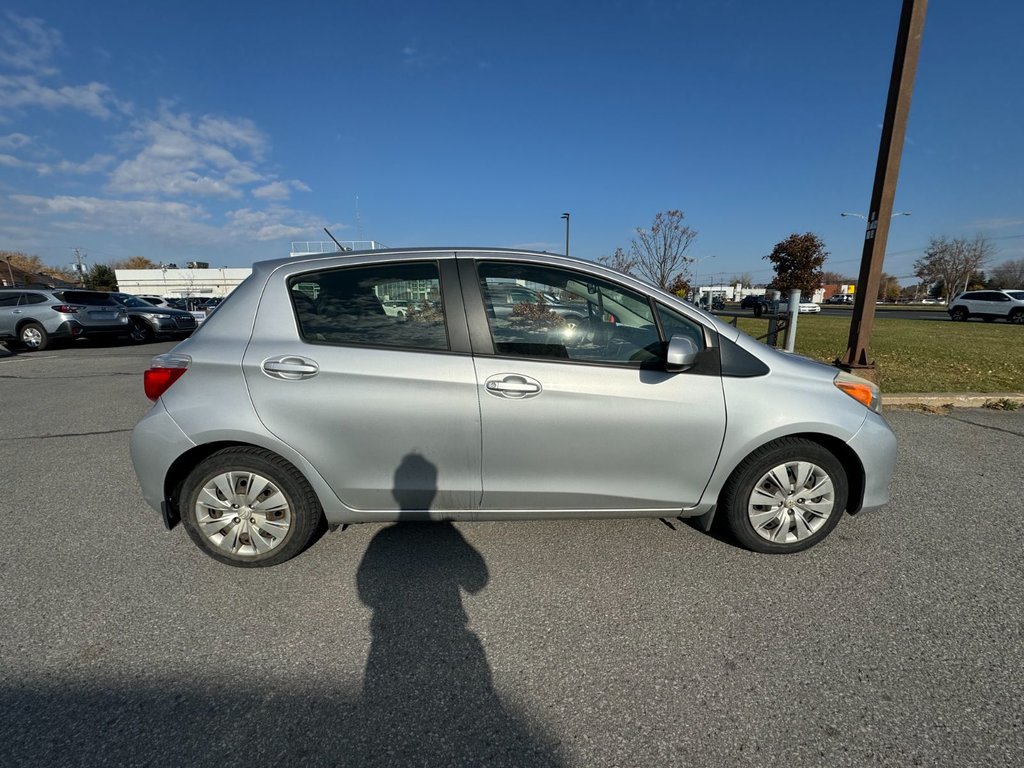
[477,262,663,365]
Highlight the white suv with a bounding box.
[947,289,1024,324]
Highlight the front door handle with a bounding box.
[262,356,319,380]
[484,374,542,399]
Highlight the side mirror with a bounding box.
[665,335,700,372]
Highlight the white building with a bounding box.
[114,267,252,298]
[114,241,388,298]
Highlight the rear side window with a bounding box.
[55,291,120,306]
[288,262,448,351]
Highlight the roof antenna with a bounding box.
[323,227,347,252]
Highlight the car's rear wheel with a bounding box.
[18,322,49,351]
[719,438,848,554]
[129,319,155,343]
[179,447,325,567]
[950,307,968,321]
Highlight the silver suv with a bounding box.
[130,248,897,567]
[0,288,129,351]
[947,289,1024,323]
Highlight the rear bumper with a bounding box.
[80,320,131,336]
[130,401,196,515]
[846,410,898,513]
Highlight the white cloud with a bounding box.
[0,12,63,73]
[37,154,116,176]
[108,107,268,199]
[225,207,325,241]
[10,194,329,246]
[0,132,31,150]
[0,74,124,120]
[9,194,215,241]
[0,152,31,168]
[252,179,312,201]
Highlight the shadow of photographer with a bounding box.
[353,453,561,766]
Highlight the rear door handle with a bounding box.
[484,374,542,399]
[262,356,319,380]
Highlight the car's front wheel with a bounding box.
[1009,309,1023,325]
[179,447,325,567]
[719,438,848,554]
[129,319,155,343]
[950,307,968,321]
[18,321,49,351]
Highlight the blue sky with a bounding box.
[1,0,1021,284]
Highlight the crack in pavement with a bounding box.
[946,414,1024,439]
[6,428,134,441]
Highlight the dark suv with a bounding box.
[0,288,129,351]
[947,290,1024,323]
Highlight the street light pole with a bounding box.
[692,255,715,305]
[561,213,570,257]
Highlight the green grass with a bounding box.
[732,316,1024,393]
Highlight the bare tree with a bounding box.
[913,235,996,299]
[597,247,637,276]
[821,270,853,286]
[112,256,158,269]
[728,272,754,288]
[989,257,1024,289]
[629,210,697,289]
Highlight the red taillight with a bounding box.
[52,304,79,313]
[143,354,191,401]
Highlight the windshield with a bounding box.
[114,294,157,308]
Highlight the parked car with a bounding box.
[740,295,765,310]
[485,285,590,327]
[110,293,199,342]
[0,288,129,351]
[947,290,1024,323]
[826,295,854,305]
[131,248,896,567]
[136,295,173,308]
[743,296,820,315]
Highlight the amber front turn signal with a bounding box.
[834,371,881,412]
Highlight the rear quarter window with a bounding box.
[56,291,120,306]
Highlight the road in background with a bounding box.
[1,342,1021,767]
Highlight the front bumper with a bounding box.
[845,409,898,513]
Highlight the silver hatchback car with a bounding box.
[130,248,896,567]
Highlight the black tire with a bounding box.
[950,307,968,321]
[179,447,325,567]
[718,437,848,554]
[1010,309,1024,325]
[753,302,764,318]
[129,319,155,343]
[18,321,49,351]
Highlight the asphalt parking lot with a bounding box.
[1,341,1021,767]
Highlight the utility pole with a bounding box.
[561,213,570,257]
[838,0,928,371]
[72,248,87,287]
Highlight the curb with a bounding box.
[882,393,1024,409]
